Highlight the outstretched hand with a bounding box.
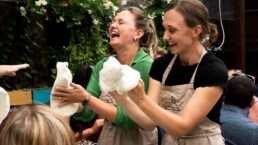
[0,64,29,77]
[51,82,90,107]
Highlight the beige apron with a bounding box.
[98,93,158,145]
[159,48,225,145]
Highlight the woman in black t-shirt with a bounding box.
[110,0,228,145]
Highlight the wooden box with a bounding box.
[8,90,32,106]
[32,88,52,105]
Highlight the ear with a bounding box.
[249,96,255,107]
[192,25,202,38]
[134,29,144,40]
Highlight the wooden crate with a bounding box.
[8,90,32,106]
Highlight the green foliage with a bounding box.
[0,0,118,90]
[0,0,203,90]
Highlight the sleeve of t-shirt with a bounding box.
[195,59,228,91]
[149,58,165,82]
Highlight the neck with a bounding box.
[179,43,204,66]
[116,47,138,66]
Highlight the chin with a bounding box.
[170,49,178,55]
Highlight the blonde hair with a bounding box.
[0,105,75,145]
[117,6,159,58]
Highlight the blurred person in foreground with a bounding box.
[0,105,75,145]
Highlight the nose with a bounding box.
[110,22,117,29]
[163,30,170,41]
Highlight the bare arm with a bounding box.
[74,118,104,141]
[0,64,29,76]
[52,82,118,123]
[110,78,161,130]
[129,83,223,138]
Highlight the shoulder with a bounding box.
[200,52,227,71]
[132,49,153,72]
[133,48,153,65]
[150,52,174,82]
[195,52,228,89]
[93,57,110,72]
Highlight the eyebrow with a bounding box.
[112,18,126,22]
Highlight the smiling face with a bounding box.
[109,10,139,52]
[162,9,199,55]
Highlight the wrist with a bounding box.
[82,94,91,106]
[76,104,84,113]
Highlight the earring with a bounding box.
[134,37,137,41]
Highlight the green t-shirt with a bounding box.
[72,48,153,129]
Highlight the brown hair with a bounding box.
[166,0,218,47]
[0,105,75,145]
[117,6,159,58]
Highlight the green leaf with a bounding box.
[36,21,44,29]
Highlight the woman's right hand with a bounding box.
[128,79,147,105]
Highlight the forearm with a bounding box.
[116,96,156,130]
[138,95,189,138]
[87,96,117,123]
[73,106,96,122]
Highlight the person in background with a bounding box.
[0,64,29,77]
[228,69,258,123]
[220,75,258,145]
[248,95,258,123]
[70,64,104,143]
[154,47,168,59]
[0,105,75,145]
[110,0,228,144]
[52,6,159,145]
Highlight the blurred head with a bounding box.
[154,47,168,59]
[70,64,97,140]
[72,64,92,88]
[163,0,218,54]
[109,6,158,57]
[0,105,75,145]
[225,75,256,109]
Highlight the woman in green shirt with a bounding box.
[52,6,159,145]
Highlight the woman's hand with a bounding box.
[51,82,90,107]
[128,79,147,105]
[0,64,29,77]
[109,91,129,105]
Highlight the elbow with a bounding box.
[170,132,186,139]
[167,124,192,138]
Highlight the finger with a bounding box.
[6,72,16,77]
[70,82,80,88]
[54,86,70,93]
[52,96,65,100]
[58,101,70,107]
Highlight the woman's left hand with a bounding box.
[51,82,90,107]
[109,91,129,104]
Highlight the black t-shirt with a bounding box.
[150,51,228,124]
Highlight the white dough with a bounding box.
[117,65,140,95]
[50,62,79,117]
[99,57,122,93]
[99,57,140,95]
[0,87,10,124]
